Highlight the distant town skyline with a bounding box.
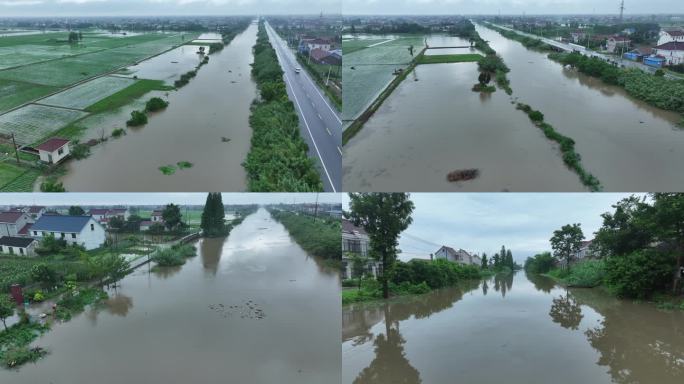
[343,0,684,15]
[0,0,340,17]
[343,193,644,263]
[0,193,340,206]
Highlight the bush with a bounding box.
[654,69,665,77]
[111,128,126,138]
[528,110,544,122]
[562,259,606,287]
[604,250,675,299]
[70,143,90,159]
[524,252,555,274]
[145,97,169,113]
[126,110,148,127]
[40,180,65,192]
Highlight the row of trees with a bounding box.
[201,193,228,237]
[481,245,517,271]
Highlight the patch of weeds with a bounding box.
[176,161,193,169]
[159,165,177,175]
[111,128,126,138]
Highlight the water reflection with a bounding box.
[199,236,225,276]
[105,293,134,317]
[344,272,684,384]
[549,292,583,330]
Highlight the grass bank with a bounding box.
[244,22,323,191]
[269,210,340,260]
[417,53,483,64]
[84,79,173,114]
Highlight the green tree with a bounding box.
[68,206,85,216]
[31,264,59,289]
[550,223,585,269]
[650,193,684,294]
[68,31,78,44]
[350,252,369,290]
[347,193,415,299]
[481,253,488,269]
[201,193,226,237]
[162,203,183,231]
[0,295,14,330]
[593,195,652,257]
[506,249,514,268]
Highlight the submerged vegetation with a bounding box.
[152,244,197,267]
[244,22,322,191]
[417,53,483,64]
[126,110,148,127]
[144,97,169,112]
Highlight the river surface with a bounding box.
[1,208,341,384]
[343,272,684,384]
[60,22,258,192]
[344,27,684,192]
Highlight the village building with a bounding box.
[606,36,631,53]
[36,138,70,164]
[0,236,37,257]
[657,29,684,46]
[0,211,32,237]
[341,219,381,279]
[151,210,164,223]
[574,240,595,261]
[299,37,332,53]
[139,220,154,231]
[88,208,130,224]
[434,246,481,266]
[30,215,106,250]
[654,41,684,65]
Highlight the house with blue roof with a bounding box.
[29,215,106,250]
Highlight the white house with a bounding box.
[434,246,480,266]
[36,138,70,164]
[30,215,106,250]
[654,41,684,65]
[574,240,595,261]
[341,219,381,279]
[302,38,332,52]
[151,210,164,223]
[88,208,130,223]
[0,211,32,237]
[0,236,37,257]
[606,36,631,53]
[139,220,154,231]
[658,29,684,46]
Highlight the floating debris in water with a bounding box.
[447,169,479,182]
[208,300,265,320]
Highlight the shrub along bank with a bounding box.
[244,22,323,191]
[270,210,340,261]
[343,259,483,305]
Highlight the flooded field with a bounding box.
[117,44,209,83]
[60,23,258,191]
[1,208,341,384]
[343,272,684,384]
[344,27,684,192]
[343,59,583,191]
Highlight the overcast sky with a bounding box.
[343,193,644,263]
[0,193,340,206]
[0,0,340,16]
[344,0,684,15]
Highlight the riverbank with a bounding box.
[269,209,340,266]
[244,22,323,192]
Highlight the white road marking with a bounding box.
[337,146,342,156]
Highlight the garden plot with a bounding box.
[40,76,136,110]
[0,44,102,69]
[343,36,425,121]
[0,104,88,145]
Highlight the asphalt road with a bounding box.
[265,21,342,192]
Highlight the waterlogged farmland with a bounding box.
[39,76,136,110]
[342,35,425,122]
[0,104,88,145]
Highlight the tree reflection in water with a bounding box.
[527,273,555,293]
[549,292,583,330]
[349,281,480,384]
[492,273,513,298]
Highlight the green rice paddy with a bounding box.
[40,76,136,110]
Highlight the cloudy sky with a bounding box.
[0,0,340,16]
[344,0,684,15]
[0,192,340,206]
[343,193,644,263]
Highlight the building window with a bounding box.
[91,224,94,231]
[60,233,65,238]
[42,231,46,236]
[0,246,3,252]
[71,233,76,239]
[8,247,13,255]
[19,248,24,255]
[343,239,362,254]
[33,231,38,236]
[58,148,63,155]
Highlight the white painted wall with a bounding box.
[39,144,70,164]
[32,218,105,250]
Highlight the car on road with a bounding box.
[295,67,301,74]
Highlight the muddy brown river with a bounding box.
[343,272,684,384]
[343,26,684,191]
[60,23,258,192]
[1,208,341,384]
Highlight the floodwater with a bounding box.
[60,22,258,192]
[343,37,584,191]
[343,272,684,384]
[118,44,210,83]
[344,27,684,191]
[1,208,341,384]
[475,24,684,191]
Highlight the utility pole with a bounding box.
[313,193,319,223]
[11,133,20,165]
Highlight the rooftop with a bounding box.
[36,137,70,152]
[31,215,94,233]
[0,211,26,224]
[0,236,36,248]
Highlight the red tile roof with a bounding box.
[0,211,25,224]
[36,138,69,152]
[17,223,31,236]
[665,30,684,37]
[655,41,684,51]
